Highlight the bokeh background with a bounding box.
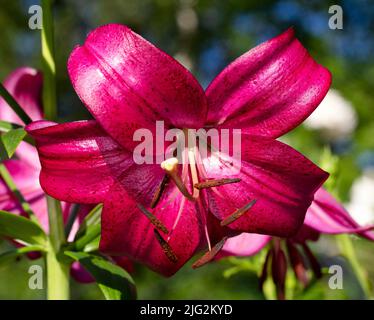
[0,0,374,299]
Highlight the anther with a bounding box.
[154,229,178,263]
[220,199,257,227]
[150,174,169,208]
[194,178,241,190]
[161,158,194,201]
[192,237,228,269]
[137,204,169,234]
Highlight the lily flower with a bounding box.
[219,188,374,299]
[26,24,331,276]
[0,68,131,282]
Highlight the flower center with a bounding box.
[139,128,255,265]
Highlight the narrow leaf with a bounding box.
[74,204,102,240]
[0,245,45,264]
[0,210,47,246]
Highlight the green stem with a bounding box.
[46,242,70,300]
[40,0,69,300]
[0,84,33,124]
[46,196,65,251]
[337,234,372,298]
[41,0,57,120]
[46,196,69,300]
[0,163,38,224]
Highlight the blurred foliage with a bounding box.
[0,0,374,299]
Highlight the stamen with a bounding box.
[154,229,178,263]
[220,199,257,227]
[192,237,228,269]
[204,224,212,252]
[187,146,200,199]
[194,178,241,190]
[150,174,169,208]
[167,196,186,242]
[161,157,194,201]
[137,204,169,234]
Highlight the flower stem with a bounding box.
[0,84,33,124]
[46,196,65,251]
[46,242,70,300]
[41,0,69,299]
[337,234,372,298]
[46,196,69,300]
[41,0,57,121]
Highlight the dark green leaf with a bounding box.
[65,251,137,300]
[0,210,47,246]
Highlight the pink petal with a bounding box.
[203,135,328,237]
[305,188,374,241]
[0,67,43,125]
[26,120,133,204]
[68,24,207,151]
[15,142,41,170]
[218,233,271,258]
[0,159,49,230]
[100,182,204,277]
[205,28,331,138]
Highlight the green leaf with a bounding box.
[64,251,137,300]
[0,121,22,133]
[83,235,100,253]
[75,204,102,240]
[0,210,47,246]
[0,128,27,160]
[0,245,45,264]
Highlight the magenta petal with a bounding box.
[100,182,204,277]
[203,135,328,237]
[305,188,374,241]
[219,233,271,258]
[68,24,207,151]
[206,28,331,138]
[0,67,43,125]
[26,120,133,204]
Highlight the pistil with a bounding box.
[161,157,194,201]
